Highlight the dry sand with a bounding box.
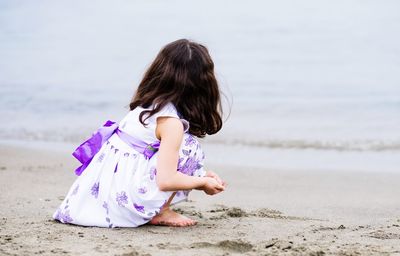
[0,142,400,256]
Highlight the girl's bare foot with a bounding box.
[149,207,197,227]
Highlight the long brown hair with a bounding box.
[129,39,223,138]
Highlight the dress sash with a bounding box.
[72,120,160,176]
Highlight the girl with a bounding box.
[53,39,226,228]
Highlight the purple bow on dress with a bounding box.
[72,120,160,176]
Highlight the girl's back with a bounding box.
[54,103,205,227]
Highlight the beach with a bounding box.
[1,142,399,256]
[1,0,400,255]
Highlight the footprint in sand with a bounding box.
[190,239,254,253]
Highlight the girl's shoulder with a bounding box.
[149,103,189,132]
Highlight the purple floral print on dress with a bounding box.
[55,209,73,223]
[62,210,73,223]
[71,184,79,196]
[182,149,191,156]
[102,201,109,215]
[116,191,128,207]
[91,182,99,198]
[185,135,197,146]
[149,167,157,180]
[133,203,145,214]
[138,187,147,194]
[177,157,184,167]
[103,204,113,228]
[178,156,202,176]
[114,163,118,173]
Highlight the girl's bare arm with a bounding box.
[155,117,224,194]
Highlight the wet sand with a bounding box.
[0,142,400,256]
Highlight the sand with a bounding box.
[0,142,400,256]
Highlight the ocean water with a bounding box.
[1,0,399,172]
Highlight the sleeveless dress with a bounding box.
[53,103,206,228]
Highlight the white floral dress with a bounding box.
[53,103,206,228]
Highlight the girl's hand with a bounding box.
[205,170,226,187]
[202,177,225,195]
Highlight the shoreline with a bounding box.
[1,142,400,255]
[1,138,399,174]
